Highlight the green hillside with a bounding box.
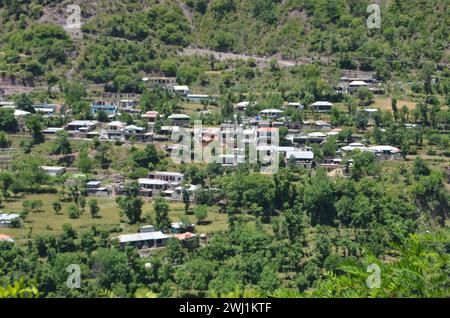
[0,0,448,87]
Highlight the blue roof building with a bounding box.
[91,101,117,115]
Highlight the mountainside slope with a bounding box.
[0,0,448,87]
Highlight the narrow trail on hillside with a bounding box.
[178,47,314,68]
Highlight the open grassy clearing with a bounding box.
[181,101,220,117]
[0,193,228,243]
[371,97,417,111]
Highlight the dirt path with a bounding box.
[178,47,313,68]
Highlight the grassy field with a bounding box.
[371,97,417,111]
[0,193,228,243]
[182,102,220,117]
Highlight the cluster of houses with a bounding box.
[337,70,384,95]
[142,77,218,104]
[136,171,199,201]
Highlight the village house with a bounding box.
[340,143,369,153]
[91,101,117,116]
[86,180,110,196]
[311,101,333,112]
[1,105,30,121]
[0,213,21,228]
[348,80,369,94]
[368,145,402,160]
[259,108,284,119]
[99,92,140,101]
[43,127,65,135]
[103,121,126,140]
[40,166,66,177]
[141,111,160,123]
[138,178,169,197]
[171,221,195,234]
[143,76,177,89]
[285,148,315,169]
[287,132,328,146]
[172,85,191,96]
[123,125,147,141]
[148,171,184,185]
[187,94,215,103]
[168,114,190,128]
[302,120,332,131]
[66,120,98,132]
[118,99,139,114]
[115,231,170,249]
[33,103,62,116]
[285,122,302,132]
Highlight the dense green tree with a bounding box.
[154,196,171,230]
[116,194,143,224]
[88,199,100,219]
[52,131,72,155]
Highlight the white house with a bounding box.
[86,180,110,196]
[285,149,315,169]
[66,120,98,132]
[116,231,170,249]
[172,85,191,96]
[43,127,65,135]
[148,171,184,185]
[368,145,402,159]
[260,109,284,118]
[138,178,169,197]
[106,121,126,131]
[311,101,333,112]
[40,166,66,177]
[348,80,369,94]
[340,143,369,152]
[0,213,21,228]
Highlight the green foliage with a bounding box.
[88,199,100,218]
[0,131,11,148]
[306,232,450,298]
[194,205,208,224]
[25,114,45,144]
[0,108,18,132]
[51,131,72,155]
[67,203,81,219]
[153,196,171,230]
[0,278,39,298]
[116,193,143,224]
